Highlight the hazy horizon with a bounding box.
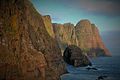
[31,0,120,56]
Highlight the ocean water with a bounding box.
[61,56,120,80]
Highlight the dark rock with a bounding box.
[63,45,92,67]
[96,75,108,80]
[86,67,98,71]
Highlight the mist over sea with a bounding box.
[61,56,120,80]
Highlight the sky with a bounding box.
[31,0,120,56]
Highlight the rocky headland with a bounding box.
[52,20,111,57]
[0,0,111,80]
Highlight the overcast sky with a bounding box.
[31,0,120,56]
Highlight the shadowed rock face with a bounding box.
[63,45,92,67]
[0,0,66,80]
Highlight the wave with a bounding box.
[61,56,120,80]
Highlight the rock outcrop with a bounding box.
[0,0,66,80]
[42,15,55,38]
[75,20,111,57]
[75,20,93,49]
[63,45,92,67]
[53,20,111,57]
[53,23,74,54]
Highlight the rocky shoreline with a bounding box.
[0,0,111,80]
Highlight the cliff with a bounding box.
[75,20,111,57]
[75,20,93,49]
[53,23,74,54]
[91,24,111,56]
[53,20,111,57]
[42,15,55,38]
[0,0,66,80]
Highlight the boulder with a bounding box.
[63,45,92,67]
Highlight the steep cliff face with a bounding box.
[75,20,93,49]
[63,23,75,45]
[91,24,111,56]
[0,0,66,80]
[42,15,55,38]
[75,20,111,57]
[53,23,74,53]
[53,20,111,57]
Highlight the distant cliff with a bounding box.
[75,20,111,57]
[0,0,66,80]
[52,20,111,57]
[52,23,74,54]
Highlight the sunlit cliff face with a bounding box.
[31,0,120,56]
[31,0,120,31]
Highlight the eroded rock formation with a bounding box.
[63,45,92,67]
[53,20,111,57]
[0,0,66,80]
[53,23,74,54]
[75,20,111,57]
[42,15,55,38]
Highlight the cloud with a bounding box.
[61,0,120,16]
[37,0,120,16]
[77,0,120,16]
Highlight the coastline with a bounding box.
[61,56,120,80]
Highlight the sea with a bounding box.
[61,56,120,80]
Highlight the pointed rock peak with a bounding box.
[76,19,91,27]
